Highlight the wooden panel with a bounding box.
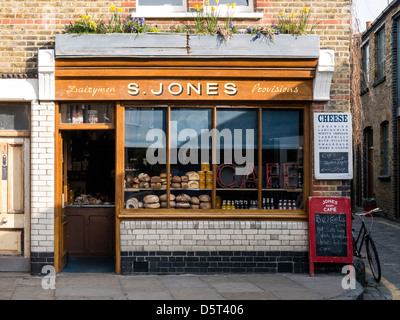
[0,230,22,254]
[56,79,313,101]
[0,143,7,214]
[7,144,24,213]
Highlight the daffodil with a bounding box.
[83,14,88,20]
[227,3,230,7]
[194,4,199,9]
[304,7,309,13]
[232,3,236,8]
[211,6,215,11]
[110,5,116,12]
[118,7,123,13]
[216,0,219,4]
[280,11,285,16]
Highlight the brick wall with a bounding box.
[356,1,400,219]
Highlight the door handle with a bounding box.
[1,218,7,225]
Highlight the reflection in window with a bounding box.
[0,104,29,130]
[262,109,304,210]
[216,109,258,209]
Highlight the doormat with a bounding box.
[63,257,115,273]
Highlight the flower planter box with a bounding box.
[55,33,320,59]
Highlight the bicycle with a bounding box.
[352,207,382,282]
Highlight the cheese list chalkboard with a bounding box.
[308,197,353,276]
[314,113,353,180]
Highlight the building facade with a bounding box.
[355,0,400,221]
[0,0,352,274]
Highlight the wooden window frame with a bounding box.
[118,102,311,220]
[0,103,30,137]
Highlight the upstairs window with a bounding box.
[361,42,369,90]
[136,0,186,13]
[207,0,254,13]
[376,27,386,81]
[380,121,390,177]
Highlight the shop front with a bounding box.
[52,33,335,274]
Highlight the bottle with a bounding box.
[292,200,297,210]
[288,200,292,210]
[227,200,232,210]
[270,198,274,209]
[231,201,235,210]
[278,199,282,210]
[222,200,227,210]
[262,198,266,210]
[283,200,287,210]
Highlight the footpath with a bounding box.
[0,216,399,301]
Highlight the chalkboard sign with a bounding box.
[319,152,349,174]
[308,197,353,276]
[315,213,347,257]
[314,113,353,180]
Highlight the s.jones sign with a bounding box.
[55,79,313,101]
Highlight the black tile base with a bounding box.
[120,251,312,274]
[30,252,54,275]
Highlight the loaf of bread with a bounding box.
[138,173,150,182]
[151,176,161,183]
[139,182,150,189]
[171,175,181,183]
[190,204,199,209]
[159,194,176,201]
[199,194,211,202]
[181,182,188,189]
[176,193,191,202]
[199,202,211,209]
[171,182,181,188]
[145,202,161,209]
[126,197,140,209]
[186,171,200,181]
[160,201,176,208]
[190,196,199,205]
[151,183,162,189]
[143,194,159,204]
[188,180,199,189]
[176,202,190,209]
[181,175,188,182]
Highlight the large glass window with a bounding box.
[123,106,306,212]
[262,109,304,210]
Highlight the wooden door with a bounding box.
[0,138,30,257]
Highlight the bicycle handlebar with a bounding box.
[353,208,380,216]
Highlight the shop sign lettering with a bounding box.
[56,79,313,101]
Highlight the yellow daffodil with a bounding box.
[227,3,230,7]
[201,4,204,9]
[232,3,236,8]
[83,14,88,20]
[206,0,209,5]
[300,9,303,13]
[304,7,309,13]
[110,5,116,12]
[291,12,295,17]
[216,0,219,4]
[118,7,123,13]
[211,6,215,11]
[280,11,285,16]
[194,4,198,9]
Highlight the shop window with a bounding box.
[375,27,386,82]
[0,104,29,131]
[136,0,186,13]
[123,106,305,212]
[206,0,254,13]
[60,104,113,124]
[262,109,304,210]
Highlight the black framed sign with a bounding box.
[314,113,353,180]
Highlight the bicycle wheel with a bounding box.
[366,236,381,282]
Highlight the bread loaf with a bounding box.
[181,182,188,189]
[199,202,211,209]
[176,193,191,202]
[143,194,159,204]
[176,202,190,208]
[145,202,161,209]
[199,194,211,202]
[139,182,150,189]
[138,173,150,182]
[190,204,200,209]
[181,175,188,182]
[159,194,175,201]
[186,171,200,181]
[171,175,181,183]
[151,176,161,183]
[188,180,199,189]
[126,197,140,209]
[171,182,181,188]
[190,196,199,205]
[161,201,176,208]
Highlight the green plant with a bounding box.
[65,12,106,34]
[193,4,206,33]
[205,0,219,34]
[107,5,125,33]
[275,7,318,35]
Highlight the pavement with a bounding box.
[0,216,399,302]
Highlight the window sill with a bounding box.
[119,209,307,220]
[372,76,386,88]
[131,12,263,19]
[378,174,391,181]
